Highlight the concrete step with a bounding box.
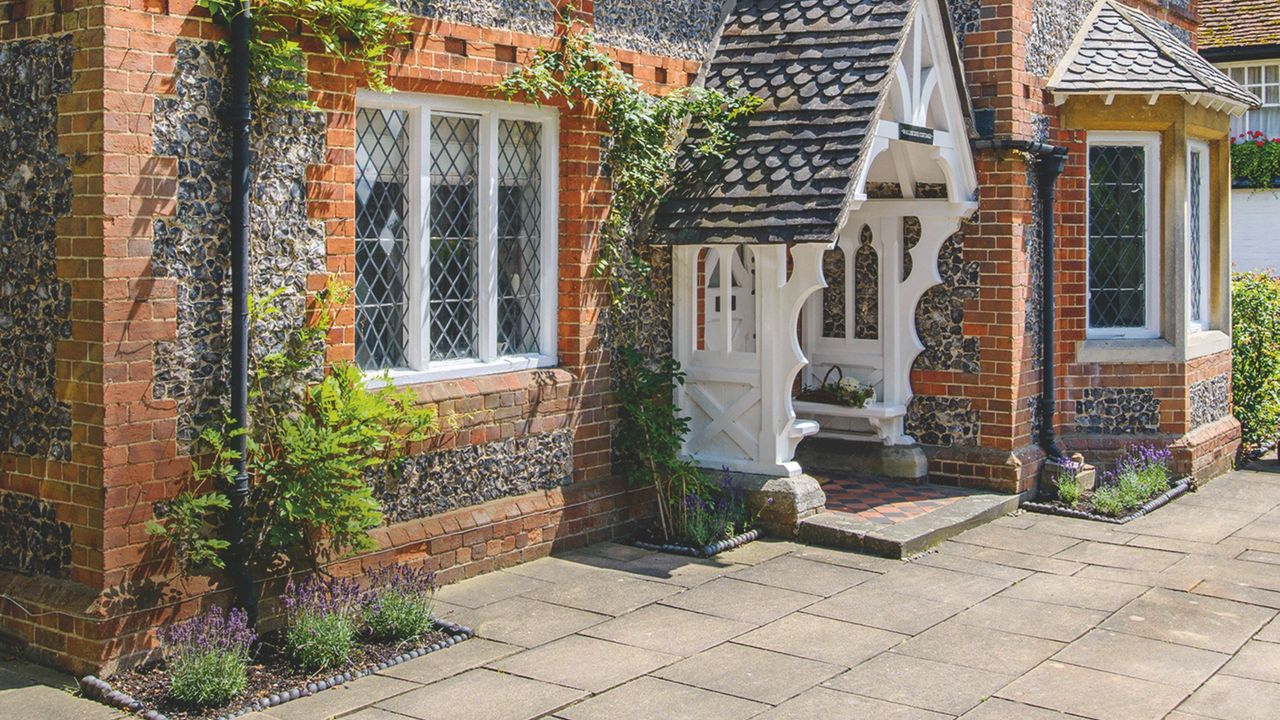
[798,492,1022,559]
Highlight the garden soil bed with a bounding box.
[80,620,472,720]
[630,525,762,558]
[1022,477,1193,524]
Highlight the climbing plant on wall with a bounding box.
[197,0,410,106]
[494,8,761,541]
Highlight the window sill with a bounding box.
[1076,330,1230,365]
[365,354,558,388]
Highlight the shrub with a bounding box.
[1054,469,1082,507]
[365,564,437,641]
[1231,132,1280,188]
[677,472,754,548]
[1233,271,1280,450]
[1092,444,1172,517]
[162,607,257,707]
[283,576,366,671]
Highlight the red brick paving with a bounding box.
[818,475,973,525]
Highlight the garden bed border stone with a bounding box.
[630,527,762,558]
[76,619,475,720]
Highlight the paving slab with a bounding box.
[375,668,584,720]
[660,577,820,625]
[1193,579,1280,609]
[713,539,801,565]
[1256,614,1280,642]
[941,542,1086,575]
[1053,540,1184,572]
[1125,504,1261,545]
[436,571,550,609]
[912,550,1035,582]
[380,637,521,685]
[503,556,636,584]
[555,676,766,720]
[860,562,1012,606]
[521,572,679,616]
[892,620,1063,675]
[265,675,418,720]
[958,698,1077,719]
[0,681,120,720]
[824,652,1013,716]
[1102,588,1276,654]
[458,596,609,648]
[786,545,901,573]
[953,595,1107,643]
[996,661,1189,720]
[1177,674,1280,720]
[653,642,842,704]
[609,554,741,588]
[725,555,876,596]
[951,524,1082,557]
[1009,514,1136,543]
[577,604,752,656]
[754,686,949,720]
[1179,475,1280,513]
[806,585,968,635]
[488,635,677,692]
[1073,563,1199,592]
[1219,639,1280,683]
[800,493,1020,559]
[1051,628,1229,690]
[999,572,1147,612]
[733,611,906,667]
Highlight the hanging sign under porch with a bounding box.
[898,123,936,145]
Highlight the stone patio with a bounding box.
[10,462,1280,719]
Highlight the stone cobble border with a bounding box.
[631,527,761,559]
[76,620,475,720]
[1022,477,1193,524]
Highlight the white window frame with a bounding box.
[356,91,560,385]
[1187,140,1211,332]
[1220,60,1280,137]
[1085,131,1162,340]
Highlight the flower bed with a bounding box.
[631,526,762,558]
[79,564,468,720]
[630,471,765,558]
[1024,444,1191,523]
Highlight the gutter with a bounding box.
[971,135,1070,461]
[227,0,257,623]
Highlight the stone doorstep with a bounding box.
[797,493,1022,559]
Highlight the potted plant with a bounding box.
[796,367,876,408]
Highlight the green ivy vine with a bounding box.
[197,0,410,107]
[494,10,761,541]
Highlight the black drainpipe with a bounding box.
[973,125,1070,461]
[227,0,257,623]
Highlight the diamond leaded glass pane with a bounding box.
[429,115,480,361]
[355,108,410,370]
[497,120,543,355]
[1189,150,1203,324]
[1088,145,1148,330]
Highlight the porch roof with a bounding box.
[1048,0,1259,112]
[651,0,917,246]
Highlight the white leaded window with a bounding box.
[1225,62,1280,139]
[1187,141,1211,331]
[1086,132,1161,339]
[355,94,559,382]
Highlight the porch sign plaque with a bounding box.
[898,123,935,145]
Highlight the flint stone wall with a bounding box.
[594,0,727,61]
[0,35,74,461]
[1190,374,1230,429]
[1075,387,1161,434]
[907,395,980,447]
[399,0,554,35]
[0,490,71,577]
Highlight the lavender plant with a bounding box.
[162,606,257,707]
[364,564,437,641]
[283,575,366,671]
[1093,444,1173,517]
[676,472,754,548]
[1052,460,1083,507]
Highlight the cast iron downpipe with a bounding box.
[973,137,1070,461]
[228,0,257,623]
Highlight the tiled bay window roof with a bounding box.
[651,0,915,245]
[1048,0,1259,110]
[1199,0,1280,51]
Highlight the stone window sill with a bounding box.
[365,354,559,388]
[1077,330,1230,365]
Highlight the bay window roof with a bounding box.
[1048,0,1260,113]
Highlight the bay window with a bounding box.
[1086,132,1161,339]
[1187,140,1211,331]
[354,94,558,382]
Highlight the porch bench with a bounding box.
[793,400,910,445]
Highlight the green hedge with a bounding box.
[1233,271,1280,449]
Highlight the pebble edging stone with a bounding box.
[1021,477,1193,524]
[631,527,762,558]
[77,620,475,720]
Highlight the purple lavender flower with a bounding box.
[283,575,367,621]
[162,606,256,661]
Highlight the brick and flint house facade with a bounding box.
[0,0,1253,672]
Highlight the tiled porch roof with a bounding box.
[1048,0,1259,110]
[651,0,915,246]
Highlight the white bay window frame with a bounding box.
[1187,139,1211,332]
[1085,131,1162,340]
[357,91,560,385]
